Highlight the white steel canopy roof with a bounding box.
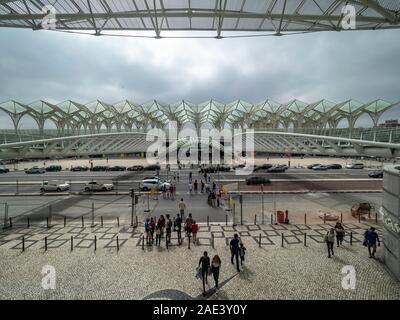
[0,0,399,37]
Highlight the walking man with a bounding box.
[198,251,210,296]
[230,234,240,272]
[175,213,182,245]
[324,228,335,258]
[165,214,172,245]
[364,226,380,258]
[178,198,186,220]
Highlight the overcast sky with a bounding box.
[0,28,399,128]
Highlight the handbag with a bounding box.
[363,239,367,247]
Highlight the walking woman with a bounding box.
[324,228,335,258]
[334,222,345,247]
[198,251,210,296]
[211,255,221,289]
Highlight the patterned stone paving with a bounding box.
[0,220,398,300]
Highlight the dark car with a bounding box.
[267,165,286,173]
[109,166,126,171]
[326,164,342,169]
[245,176,271,185]
[45,165,62,172]
[307,164,321,169]
[368,170,383,178]
[0,167,10,173]
[71,166,89,172]
[144,164,161,171]
[90,166,109,171]
[312,165,328,171]
[127,165,144,171]
[218,165,231,172]
[254,163,273,171]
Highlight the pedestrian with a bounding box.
[211,255,221,289]
[205,182,210,194]
[217,190,221,207]
[189,171,192,183]
[178,198,186,220]
[334,222,345,247]
[194,179,198,193]
[175,213,182,245]
[192,220,199,244]
[165,214,172,245]
[212,181,216,192]
[211,192,216,207]
[239,242,246,265]
[144,218,151,245]
[155,223,162,246]
[364,226,380,258]
[230,234,240,272]
[207,175,211,184]
[189,182,193,195]
[158,215,166,239]
[150,217,156,244]
[201,180,205,193]
[185,213,193,238]
[198,251,210,296]
[161,183,166,199]
[324,228,335,258]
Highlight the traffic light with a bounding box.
[130,188,134,198]
[134,195,139,205]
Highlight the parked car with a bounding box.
[140,178,170,191]
[0,166,10,174]
[368,170,383,178]
[346,163,364,169]
[45,165,62,172]
[245,176,271,185]
[144,164,161,171]
[90,166,109,171]
[84,181,114,191]
[254,164,273,171]
[326,164,342,169]
[25,167,46,174]
[127,165,144,171]
[109,165,126,171]
[218,165,231,172]
[40,180,70,192]
[307,164,321,169]
[267,165,287,173]
[71,166,89,172]
[312,165,328,171]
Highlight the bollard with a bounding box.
[254,214,257,225]
[94,235,97,251]
[207,216,209,227]
[63,216,66,227]
[225,214,228,226]
[81,216,84,227]
[9,217,12,228]
[117,217,120,227]
[142,235,144,250]
[259,233,261,248]
[270,214,273,224]
[71,236,73,251]
[101,216,103,228]
[375,212,378,224]
[188,235,191,249]
[166,234,169,250]
[46,217,49,228]
[281,233,284,247]
[350,232,353,245]
[358,212,361,223]
[44,237,48,252]
[91,202,95,227]
[304,233,307,246]
[22,236,25,252]
[27,217,30,228]
[116,236,119,251]
[135,215,138,227]
[304,213,307,225]
[340,212,343,223]
[212,233,214,249]
[323,213,326,224]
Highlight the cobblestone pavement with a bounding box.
[0,221,399,300]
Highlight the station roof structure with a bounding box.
[0,0,399,38]
[0,98,398,133]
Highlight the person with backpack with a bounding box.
[144,218,151,245]
[324,228,335,258]
[191,220,199,244]
[165,214,173,245]
[239,242,246,266]
[174,213,182,245]
[211,255,222,289]
[198,251,210,296]
[230,234,240,272]
[334,222,345,247]
[178,198,186,220]
[364,226,380,258]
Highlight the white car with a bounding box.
[84,181,114,191]
[140,179,170,191]
[40,180,70,192]
[346,163,364,169]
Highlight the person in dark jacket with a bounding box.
[334,222,345,247]
[199,251,210,296]
[175,213,182,245]
[230,234,240,272]
[364,226,380,258]
[211,255,221,289]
